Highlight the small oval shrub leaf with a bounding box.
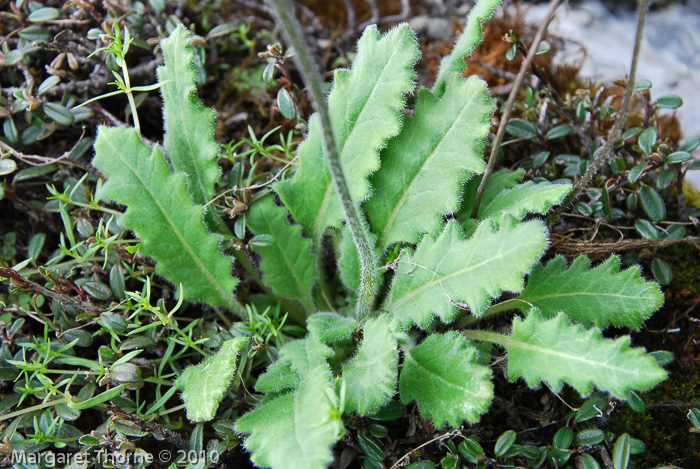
[38,75,61,95]
[639,185,665,222]
[680,136,700,152]
[553,427,573,449]
[665,151,691,164]
[655,94,683,109]
[651,258,672,285]
[506,118,538,139]
[0,159,17,176]
[494,430,516,457]
[27,233,45,262]
[43,102,75,125]
[277,88,296,119]
[627,390,646,412]
[634,219,659,239]
[634,79,652,90]
[545,124,574,140]
[613,433,631,469]
[356,433,384,462]
[574,428,605,446]
[637,128,657,155]
[628,163,645,183]
[578,453,601,469]
[27,7,61,23]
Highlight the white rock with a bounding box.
[521,1,700,188]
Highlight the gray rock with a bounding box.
[409,15,453,40]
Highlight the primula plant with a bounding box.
[88,0,669,467]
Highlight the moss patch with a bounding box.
[610,365,700,467]
[682,180,700,210]
[659,243,700,293]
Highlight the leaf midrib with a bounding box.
[406,353,487,399]
[501,331,661,379]
[519,290,656,303]
[389,232,542,312]
[164,32,212,205]
[105,137,232,307]
[377,86,480,247]
[260,206,315,312]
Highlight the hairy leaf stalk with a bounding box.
[266,0,381,317]
[547,0,650,226]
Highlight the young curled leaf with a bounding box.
[176,337,247,422]
[236,367,343,469]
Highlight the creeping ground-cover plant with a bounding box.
[89,0,669,467]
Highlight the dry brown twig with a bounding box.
[389,429,464,469]
[203,155,298,209]
[0,130,94,173]
[547,0,651,226]
[471,0,564,218]
[549,233,699,260]
[0,267,104,314]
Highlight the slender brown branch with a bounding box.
[389,429,464,469]
[549,233,697,260]
[547,0,650,226]
[0,267,104,314]
[1,129,91,171]
[470,0,563,218]
[203,155,298,208]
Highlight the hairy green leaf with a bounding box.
[504,311,667,398]
[433,0,501,96]
[385,216,547,328]
[158,24,220,206]
[514,256,663,329]
[399,332,493,427]
[476,181,571,220]
[460,169,525,221]
[279,334,333,378]
[458,171,568,236]
[639,185,665,222]
[93,127,240,311]
[176,338,247,421]
[255,360,300,393]
[343,315,404,415]
[307,312,358,344]
[275,25,419,242]
[366,74,492,248]
[236,367,343,469]
[246,195,317,312]
[256,315,352,395]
